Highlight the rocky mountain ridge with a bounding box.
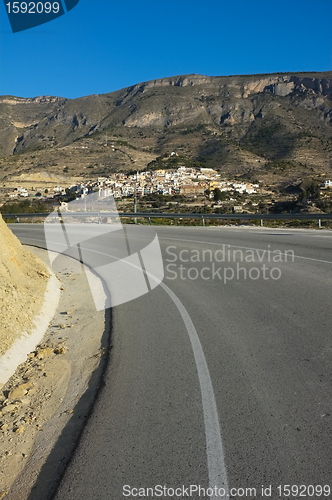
[127,72,332,97]
[0,71,331,187]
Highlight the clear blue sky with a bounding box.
[0,0,331,99]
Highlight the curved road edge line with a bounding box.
[159,281,229,499]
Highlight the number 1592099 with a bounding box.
[277,485,331,497]
[5,2,60,14]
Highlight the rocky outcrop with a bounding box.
[290,76,332,97]
[240,75,332,98]
[122,72,332,129]
[0,96,64,105]
[128,74,213,93]
[126,73,332,98]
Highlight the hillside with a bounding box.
[0,71,332,192]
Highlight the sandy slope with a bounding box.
[0,216,50,358]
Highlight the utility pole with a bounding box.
[134,182,137,224]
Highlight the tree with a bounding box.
[213,188,226,202]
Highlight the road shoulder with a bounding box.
[0,247,110,500]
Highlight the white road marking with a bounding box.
[159,237,332,265]
[159,281,229,499]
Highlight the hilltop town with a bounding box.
[1,154,332,217]
[0,163,259,213]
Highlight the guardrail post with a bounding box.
[260,219,263,227]
[202,217,205,227]
[318,219,321,229]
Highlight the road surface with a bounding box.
[12,224,332,500]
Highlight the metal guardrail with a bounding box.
[2,211,332,227]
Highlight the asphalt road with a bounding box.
[12,224,332,500]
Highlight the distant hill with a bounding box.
[0,71,331,190]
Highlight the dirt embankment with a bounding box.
[0,215,50,357]
[0,223,109,500]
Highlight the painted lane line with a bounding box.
[16,230,332,265]
[159,281,229,499]
[159,237,332,265]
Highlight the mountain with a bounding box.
[0,71,332,190]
